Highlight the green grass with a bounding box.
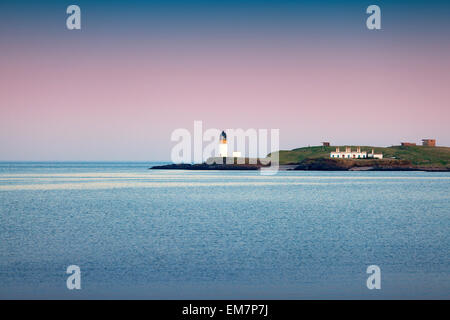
[270,145,450,167]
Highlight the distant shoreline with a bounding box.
[290,158,450,172]
[150,159,450,172]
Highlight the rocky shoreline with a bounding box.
[150,163,262,170]
[150,158,449,172]
[291,158,449,172]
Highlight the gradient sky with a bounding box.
[1,0,449,160]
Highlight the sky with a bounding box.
[0,0,449,161]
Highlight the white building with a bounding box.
[330,147,383,159]
[330,146,366,159]
[218,131,244,158]
[367,149,383,159]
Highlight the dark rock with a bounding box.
[150,163,261,170]
[293,158,422,171]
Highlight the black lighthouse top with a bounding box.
[220,131,227,143]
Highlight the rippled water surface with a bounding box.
[0,162,449,299]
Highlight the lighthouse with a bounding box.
[219,131,228,157]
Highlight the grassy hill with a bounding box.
[271,145,450,168]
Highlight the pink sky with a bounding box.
[1,42,449,160]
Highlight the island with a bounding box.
[150,145,450,172]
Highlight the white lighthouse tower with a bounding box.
[219,131,228,157]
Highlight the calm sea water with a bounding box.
[0,162,448,299]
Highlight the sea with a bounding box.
[0,162,448,299]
